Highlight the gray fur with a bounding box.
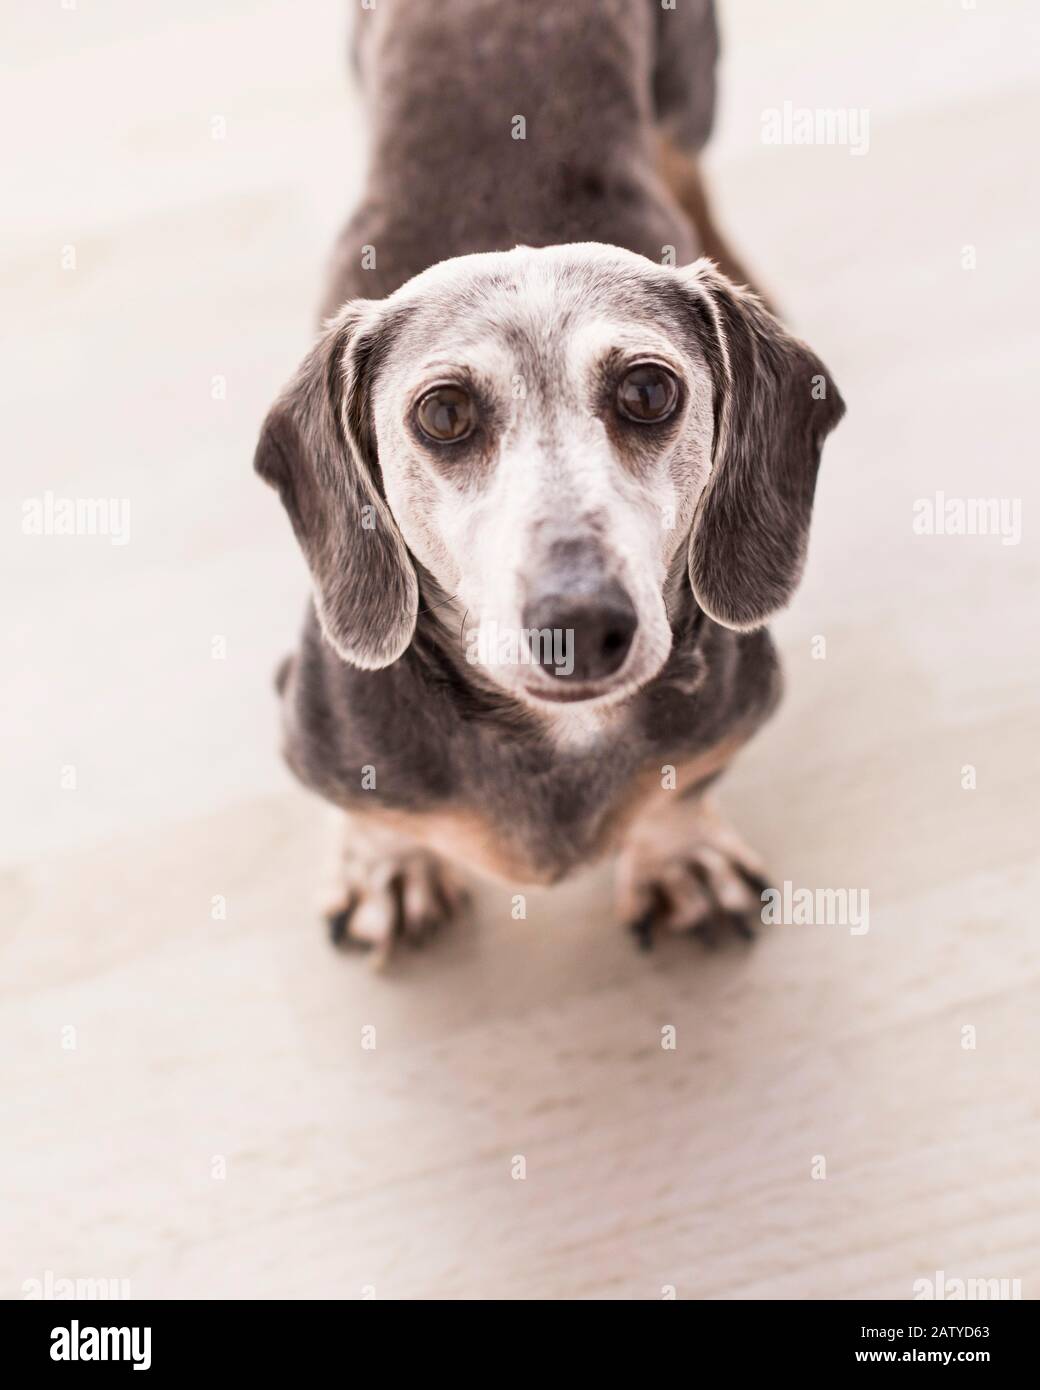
[325,0,711,313]
[254,0,844,887]
[278,593,781,885]
[255,302,419,668]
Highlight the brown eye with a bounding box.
[415,385,475,442]
[616,364,679,423]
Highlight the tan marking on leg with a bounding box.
[359,732,750,894]
[325,810,468,964]
[657,134,776,312]
[616,776,769,940]
[367,805,555,886]
[597,731,749,851]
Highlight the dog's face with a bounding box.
[367,247,717,706]
[256,244,844,706]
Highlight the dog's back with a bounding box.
[324,0,720,312]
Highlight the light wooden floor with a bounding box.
[3,1,1038,1299]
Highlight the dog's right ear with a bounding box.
[254,302,418,669]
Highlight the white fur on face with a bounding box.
[369,244,716,708]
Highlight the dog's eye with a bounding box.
[415,386,475,443]
[616,364,679,423]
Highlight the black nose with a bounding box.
[522,581,638,682]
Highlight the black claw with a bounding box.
[628,865,762,950]
[388,873,407,942]
[629,908,657,952]
[693,910,756,946]
[327,907,350,945]
[326,899,370,951]
[736,866,773,904]
[725,910,757,942]
[406,915,439,948]
[430,878,458,923]
[329,882,459,954]
[684,862,763,945]
[691,916,721,950]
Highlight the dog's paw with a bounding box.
[617,802,770,951]
[324,831,468,965]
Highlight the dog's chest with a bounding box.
[367,719,737,887]
[373,741,645,884]
[284,617,779,887]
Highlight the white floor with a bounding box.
[3,1,1038,1299]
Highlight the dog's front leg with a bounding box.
[324,812,468,965]
[616,791,771,951]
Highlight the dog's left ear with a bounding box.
[254,301,418,669]
[681,260,845,630]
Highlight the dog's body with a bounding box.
[322,0,717,313]
[257,0,844,957]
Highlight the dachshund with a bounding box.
[255,0,845,961]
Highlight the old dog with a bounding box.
[255,0,845,959]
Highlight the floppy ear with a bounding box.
[681,260,845,630]
[254,301,418,669]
